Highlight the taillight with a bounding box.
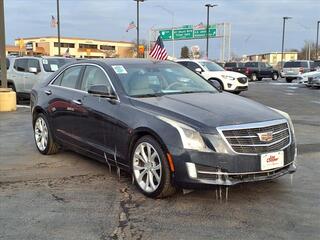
[245,68,250,74]
[299,67,304,73]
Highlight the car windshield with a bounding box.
[42,58,71,72]
[284,61,308,68]
[113,62,218,97]
[198,61,224,71]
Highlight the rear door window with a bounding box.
[225,62,236,67]
[14,59,28,72]
[27,59,41,73]
[187,62,201,71]
[59,66,82,89]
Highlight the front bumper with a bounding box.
[224,78,248,92]
[170,143,296,189]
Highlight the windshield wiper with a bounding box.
[177,90,215,94]
[131,93,165,98]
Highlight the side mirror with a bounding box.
[88,85,117,99]
[28,67,38,74]
[195,67,203,74]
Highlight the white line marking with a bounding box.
[287,86,298,89]
[17,105,31,109]
[269,82,300,86]
[285,93,295,95]
[311,101,320,105]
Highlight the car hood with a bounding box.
[206,70,247,78]
[130,92,283,132]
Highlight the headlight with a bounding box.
[221,75,235,80]
[269,107,295,135]
[158,116,210,152]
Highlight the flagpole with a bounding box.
[56,0,61,56]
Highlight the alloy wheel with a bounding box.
[34,117,49,151]
[133,142,162,193]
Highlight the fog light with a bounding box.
[186,162,197,179]
[227,83,232,88]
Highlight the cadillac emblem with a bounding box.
[257,131,273,142]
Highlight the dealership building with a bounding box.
[12,36,136,58]
[245,52,298,66]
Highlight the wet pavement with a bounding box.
[0,79,319,240]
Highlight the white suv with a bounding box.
[176,59,248,94]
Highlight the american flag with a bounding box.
[126,21,136,32]
[194,22,205,29]
[149,36,168,60]
[51,15,58,28]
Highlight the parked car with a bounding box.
[282,60,315,83]
[297,70,320,86]
[307,75,320,88]
[5,56,73,99]
[238,62,279,81]
[224,62,245,72]
[31,59,297,198]
[175,59,248,94]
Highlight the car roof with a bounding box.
[69,58,176,66]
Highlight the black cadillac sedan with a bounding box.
[30,59,297,198]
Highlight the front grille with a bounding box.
[237,77,248,84]
[219,121,291,154]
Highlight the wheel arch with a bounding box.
[128,127,170,167]
[32,106,48,126]
[208,77,224,89]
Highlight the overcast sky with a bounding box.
[4,0,320,59]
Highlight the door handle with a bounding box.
[44,90,52,95]
[72,99,82,105]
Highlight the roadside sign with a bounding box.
[159,24,216,41]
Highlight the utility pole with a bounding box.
[316,21,320,60]
[134,0,145,58]
[281,16,292,70]
[205,3,217,59]
[0,0,7,88]
[56,0,61,56]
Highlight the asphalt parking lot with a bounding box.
[0,79,319,240]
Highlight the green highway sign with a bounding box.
[159,29,173,40]
[159,24,216,41]
[173,28,193,40]
[194,28,216,38]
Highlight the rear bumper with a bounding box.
[170,142,296,189]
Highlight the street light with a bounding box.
[155,5,175,58]
[56,0,61,56]
[281,16,292,70]
[316,21,320,60]
[205,3,217,59]
[134,0,145,58]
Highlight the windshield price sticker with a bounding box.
[112,65,128,74]
[42,59,48,64]
[50,64,59,71]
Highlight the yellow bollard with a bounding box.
[0,88,17,112]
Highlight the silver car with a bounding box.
[6,56,72,99]
[282,60,315,83]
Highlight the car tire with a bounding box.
[272,73,279,80]
[132,135,176,198]
[209,79,224,91]
[257,77,263,81]
[250,73,257,81]
[233,91,241,95]
[286,78,293,83]
[33,113,59,155]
